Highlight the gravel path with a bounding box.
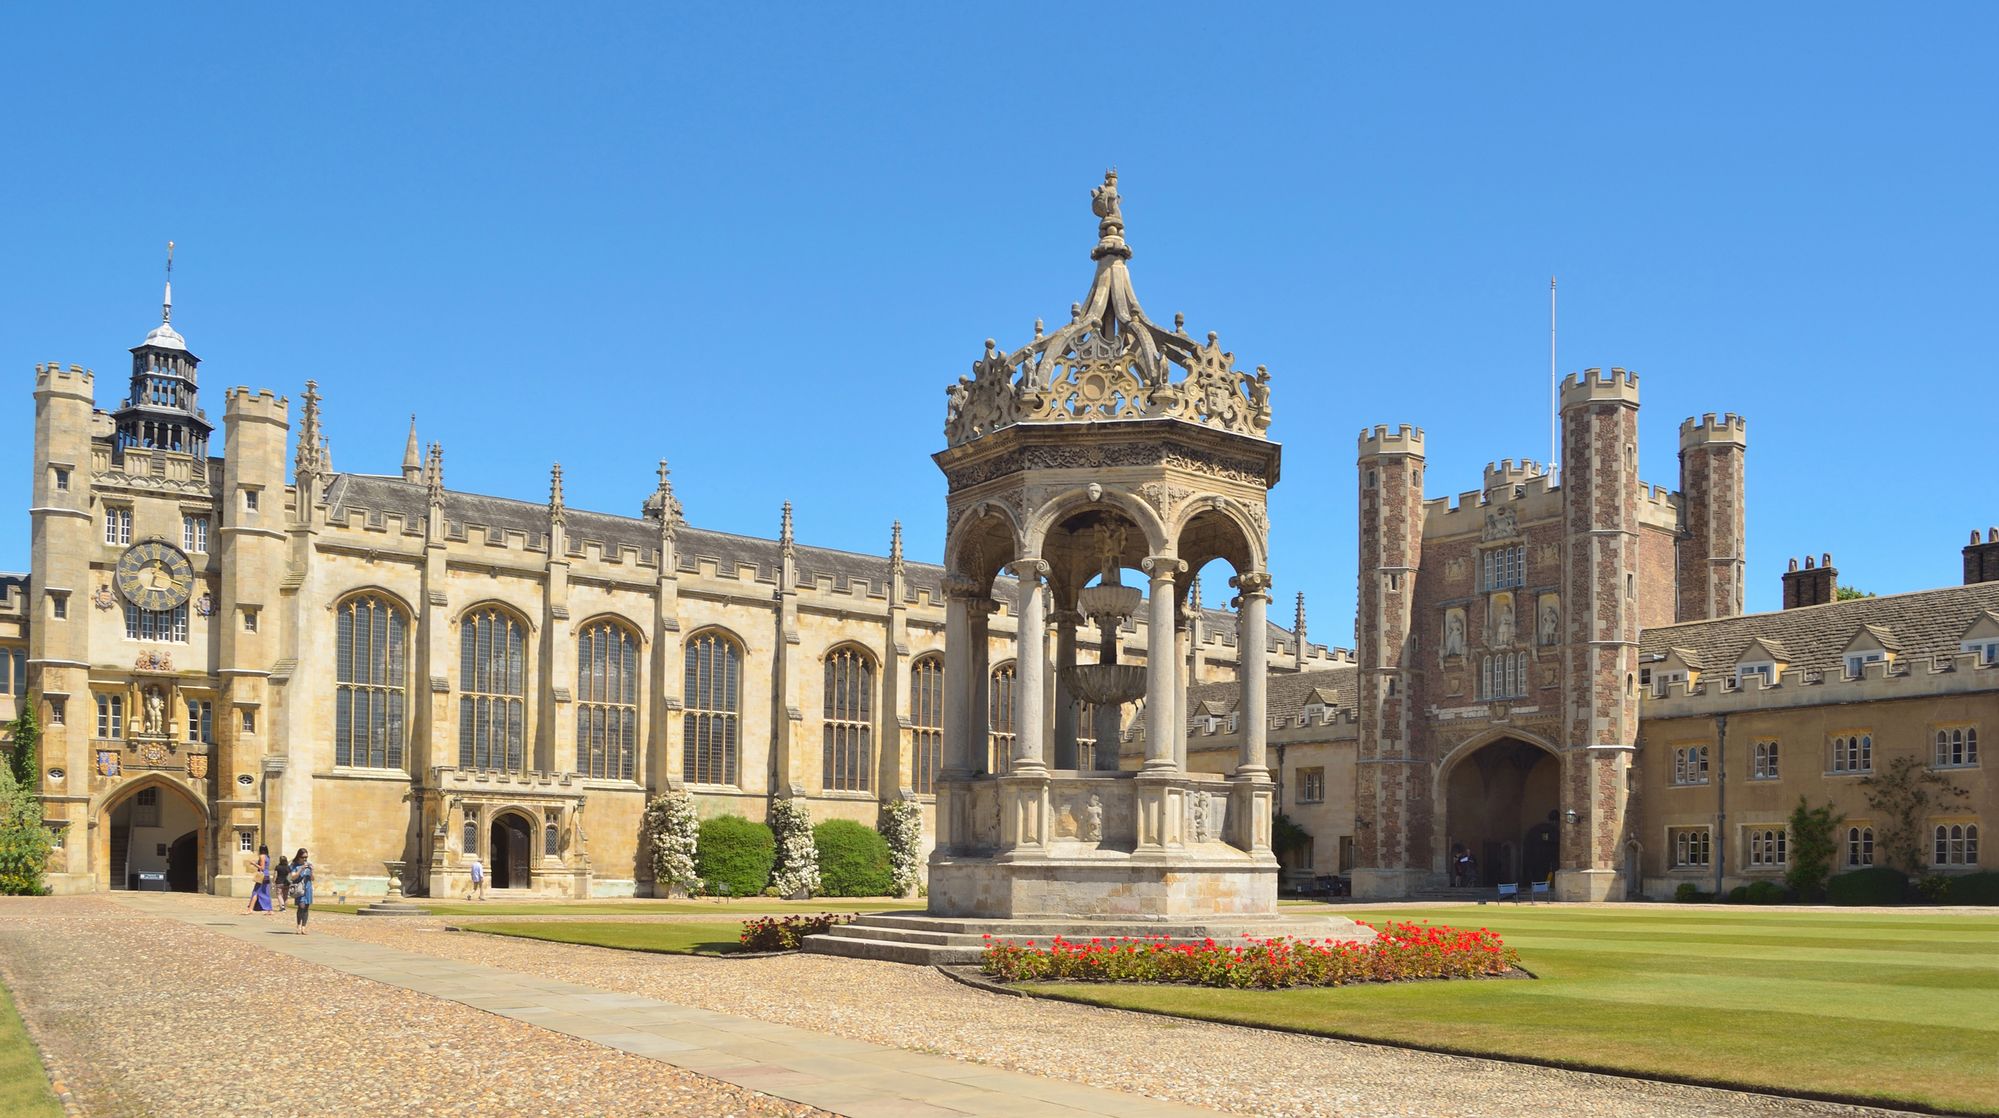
[0,896,826,1118]
[306,901,1919,1118]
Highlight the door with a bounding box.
[166,831,199,892]
[490,814,533,890]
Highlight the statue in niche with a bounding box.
[1191,790,1213,843]
[1539,595,1560,647]
[1494,598,1515,648]
[142,686,167,736]
[1443,610,1466,657]
[1083,794,1104,842]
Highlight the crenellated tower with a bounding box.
[1557,368,1641,901]
[1676,412,1747,622]
[1353,423,1426,897]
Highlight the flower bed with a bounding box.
[979,920,1520,988]
[738,912,856,951]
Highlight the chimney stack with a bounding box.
[1781,553,1838,609]
[1965,528,1999,585]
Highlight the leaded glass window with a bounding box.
[910,655,944,794]
[336,595,407,769]
[459,607,526,772]
[683,631,741,786]
[823,647,874,793]
[576,621,638,780]
[988,662,1017,775]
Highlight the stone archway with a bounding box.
[98,779,207,893]
[490,811,534,890]
[1443,737,1559,887]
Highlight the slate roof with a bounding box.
[1182,665,1360,722]
[1639,582,1999,676]
[320,472,1304,648]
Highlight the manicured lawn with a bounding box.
[1015,905,1999,1115]
[316,897,922,917]
[0,980,63,1118]
[463,920,749,955]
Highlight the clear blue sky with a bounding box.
[5,5,1995,644]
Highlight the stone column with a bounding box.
[940,579,976,776]
[968,597,993,774]
[1141,555,1185,772]
[1234,572,1273,778]
[1174,608,1193,770]
[1005,560,1049,774]
[1051,609,1080,769]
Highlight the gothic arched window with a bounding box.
[823,647,874,793]
[910,655,944,794]
[335,594,408,769]
[683,631,741,786]
[459,607,527,772]
[576,621,639,780]
[988,662,1018,774]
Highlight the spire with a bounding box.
[1188,573,1202,611]
[779,500,795,560]
[294,379,326,484]
[548,462,565,526]
[425,442,444,509]
[889,520,904,572]
[1294,591,1307,641]
[401,415,421,482]
[644,457,683,534]
[162,240,175,325]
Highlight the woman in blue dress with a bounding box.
[245,845,272,913]
[289,849,314,934]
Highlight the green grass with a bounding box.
[463,920,750,955]
[0,980,63,1118]
[315,897,923,917]
[1014,905,1999,1115]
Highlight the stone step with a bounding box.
[820,923,967,947]
[801,932,986,966]
[356,901,432,917]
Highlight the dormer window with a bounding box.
[1735,663,1775,688]
[1652,670,1688,697]
[1963,639,1999,666]
[1845,650,1885,679]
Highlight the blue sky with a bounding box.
[4,5,1994,644]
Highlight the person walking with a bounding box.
[289,849,314,934]
[246,845,272,913]
[467,852,486,901]
[273,853,291,912]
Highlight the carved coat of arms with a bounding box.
[186,754,208,780]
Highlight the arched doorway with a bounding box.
[102,781,206,892]
[490,812,533,890]
[1444,737,1559,887]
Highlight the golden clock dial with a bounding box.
[114,541,195,611]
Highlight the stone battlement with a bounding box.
[223,386,289,421]
[1482,458,1546,492]
[1559,367,1640,408]
[34,362,95,398]
[1679,411,1748,451]
[1358,423,1425,457]
[1644,649,1999,717]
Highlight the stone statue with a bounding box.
[143,686,166,736]
[1191,790,1212,843]
[1091,170,1123,224]
[1539,597,1560,646]
[1443,610,1466,657]
[1494,599,1515,647]
[1083,794,1104,842]
[945,377,970,434]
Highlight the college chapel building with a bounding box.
[4,184,1993,901]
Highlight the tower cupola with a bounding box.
[113,241,213,460]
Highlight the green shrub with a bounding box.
[695,814,774,898]
[812,819,895,897]
[1673,882,1705,904]
[1947,871,1999,905]
[1727,885,1750,904]
[739,912,854,951]
[1917,874,1952,903]
[1743,880,1786,905]
[1826,866,1908,906]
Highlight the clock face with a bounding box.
[115,541,195,612]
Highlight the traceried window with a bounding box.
[462,819,478,855]
[182,514,209,552]
[1672,745,1710,786]
[683,631,741,786]
[1832,733,1872,774]
[988,662,1017,775]
[1752,740,1779,780]
[459,607,526,772]
[822,647,874,793]
[1935,727,1979,768]
[576,622,638,780]
[96,693,123,738]
[1847,825,1874,867]
[124,603,189,642]
[1671,828,1711,868]
[1748,827,1787,868]
[1479,652,1529,700]
[1934,823,1980,867]
[1480,545,1524,590]
[910,655,944,794]
[105,506,132,546]
[336,595,408,769]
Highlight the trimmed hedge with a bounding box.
[1827,866,1907,906]
[1948,872,1999,905]
[1743,880,1786,905]
[812,819,895,897]
[696,814,775,898]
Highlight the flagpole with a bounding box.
[1549,276,1558,482]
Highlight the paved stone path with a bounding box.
[119,893,1218,1118]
